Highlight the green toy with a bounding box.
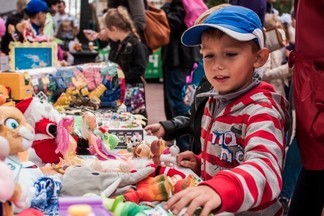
[102,195,148,216]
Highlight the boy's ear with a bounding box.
[254,48,269,68]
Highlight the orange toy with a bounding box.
[0,73,33,100]
[173,174,196,193]
[150,139,167,165]
[124,174,173,203]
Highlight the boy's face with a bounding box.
[37,12,47,27]
[201,33,265,95]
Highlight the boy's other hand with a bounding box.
[144,123,166,138]
[164,185,222,216]
[176,151,198,171]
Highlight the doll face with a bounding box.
[85,113,97,130]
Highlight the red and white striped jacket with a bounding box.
[197,81,289,214]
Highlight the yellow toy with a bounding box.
[88,84,107,103]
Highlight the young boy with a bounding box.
[164,6,289,216]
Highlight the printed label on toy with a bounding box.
[5,156,22,180]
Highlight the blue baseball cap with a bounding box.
[181,6,264,48]
[25,0,49,14]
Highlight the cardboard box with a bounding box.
[0,72,33,100]
[108,128,144,149]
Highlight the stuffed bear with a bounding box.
[0,106,36,215]
[16,97,63,164]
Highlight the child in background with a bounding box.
[164,6,289,215]
[56,19,75,52]
[104,6,149,117]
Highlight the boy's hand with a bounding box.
[176,151,198,172]
[144,123,166,138]
[164,185,222,216]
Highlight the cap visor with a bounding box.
[181,24,256,47]
[181,25,212,47]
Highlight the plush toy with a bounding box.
[102,195,150,216]
[0,161,15,215]
[150,139,167,165]
[0,106,36,215]
[123,174,173,204]
[0,94,6,105]
[127,133,142,152]
[31,176,62,215]
[83,158,131,173]
[16,97,63,164]
[60,165,154,198]
[133,143,152,158]
[123,172,197,204]
[173,174,196,194]
[160,142,180,167]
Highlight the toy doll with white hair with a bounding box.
[81,111,116,160]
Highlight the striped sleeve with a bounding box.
[200,106,285,213]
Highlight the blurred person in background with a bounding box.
[160,0,200,152]
[0,0,27,55]
[287,0,324,215]
[54,0,79,37]
[23,0,49,36]
[43,0,60,38]
[229,0,267,25]
[107,0,146,44]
